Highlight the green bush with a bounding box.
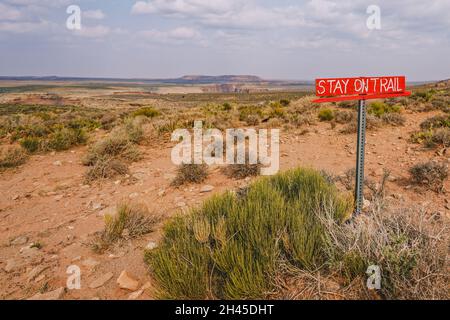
[47,127,87,151]
[145,168,353,299]
[20,137,41,153]
[132,107,160,118]
[0,146,28,169]
[318,109,334,121]
[368,102,401,117]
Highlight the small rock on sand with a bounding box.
[117,270,139,291]
[89,272,114,289]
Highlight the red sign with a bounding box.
[313,76,411,103]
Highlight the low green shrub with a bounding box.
[146,168,353,299]
[0,146,28,169]
[132,107,160,118]
[318,109,334,121]
[368,102,401,117]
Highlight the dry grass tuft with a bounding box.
[91,203,159,253]
[0,146,28,169]
[172,163,209,186]
[409,161,448,193]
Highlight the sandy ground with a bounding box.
[0,109,448,300]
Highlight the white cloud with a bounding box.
[138,26,203,45]
[0,19,50,33]
[83,10,106,20]
[0,3,23,21]
[74,25,110,38]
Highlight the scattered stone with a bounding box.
[157,189,166,197]
[132,172,147,180]
[54,194,64,201]
[53,161,62,166]
[27,265,49,282]
[20,245,40,259]
[35,274,46,282]
[117,270,139,291]
[128,289,143,300]
[81,257,100,269]
[176,202,186,208]
[129,192,140,199]
[114,180,121,185]
[71,256,82,262]
[200,185,214,193]
[28,287,65,300]
[89,272,114,289]
[363,199,371,210]
[4,259,20,273]
[12,194,19,201]
[145,241,158,250]
[387,175,397,182]
[10,235,28,246]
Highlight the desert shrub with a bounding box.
[172,163,209,186]
[0,146,28,169]
[318,108,334,121]
[238,106,263,122]
[431,128,450,147]
[269,102,285,118]
[411,90,435,102]
[84,156,129,182]
[322,206,448,299]
[409,162,448,192]
[420,115,450,130]
[46,127,87,151]
[122,117,144,143]
[132,107,160,118]
[83,131,140,166]
[340,115,381,134]
[245,114,260,126]
[380,113,406,126]
[368,102,401,117]
[222,102,232,111]
[145,168,353,299]
[279,99,290,107]
[20,136,41,153]
[223,161,260,179]
[334,110,356,124]
[412,127,450,148]
[91,203,159,253]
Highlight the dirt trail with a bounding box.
[0,111,448,300]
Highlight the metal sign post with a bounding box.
[313,76,411,216]
[354,99,366,215]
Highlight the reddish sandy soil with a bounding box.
[0,110,448,300]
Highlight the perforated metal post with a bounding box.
[354,99,367,215]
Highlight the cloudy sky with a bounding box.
[0,0,449,80]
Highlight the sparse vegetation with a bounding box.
[0,146,28,169]
[409,162,448,192]
[91,203,159,253]
[132,107,160,118]
[172,163,209,186]
[368,101,402,117]
[145,168,353,299]
[318,108,334,121]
